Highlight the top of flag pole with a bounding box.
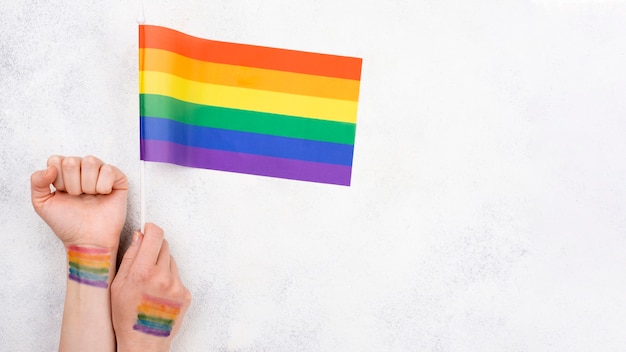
[137,0,146,24]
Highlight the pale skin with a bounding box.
[31,155,128,352]
[112,223,192,352]
[31,155,191,351]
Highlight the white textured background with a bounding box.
[2,0,626,351]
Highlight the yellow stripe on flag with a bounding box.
[139,71,359,123]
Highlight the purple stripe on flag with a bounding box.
[141,139,352,186]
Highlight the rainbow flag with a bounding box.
[139,25,362,186]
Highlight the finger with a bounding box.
[117,231,143,277]
[95,164,129,194]
[134,223,164,267]
[80,155,103,195]
[170,255,179,275]
[30,166,58,208]
[61,157,82,196]
[156,239,171,270]
[47,155,65,191]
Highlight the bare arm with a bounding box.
[112,223,192,352]
[31,155,128,352]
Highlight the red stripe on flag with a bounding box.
[139,25,362,80]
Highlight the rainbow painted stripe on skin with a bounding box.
[67,245,111,288]
[133,294,182,337]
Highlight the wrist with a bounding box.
[66,245,117,289]
[117,340,170,352]
[62,238,120,253]
[60,245,118,351]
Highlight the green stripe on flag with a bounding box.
[140,94,356,145]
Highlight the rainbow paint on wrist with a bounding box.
[67,245,111,288]
[133,294,182,337]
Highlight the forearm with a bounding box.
[59,246,118,352]
[117,340,170,352]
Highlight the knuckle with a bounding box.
[132,267,153,282]
[170,283,191,302]
[169,284,184,297]
[47,155,62,166]
[157,283,170,292]
[99,163,113,175]
[156,277,172,291]
[62,157,80,169]
[82,155,100,167]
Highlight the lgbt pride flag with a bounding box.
[139,25,362,186]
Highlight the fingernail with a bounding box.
[131,231,140,245]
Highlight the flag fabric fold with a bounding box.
[139,25,362,186]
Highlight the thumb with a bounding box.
[117,231,143,277]
[30,166,58,209]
